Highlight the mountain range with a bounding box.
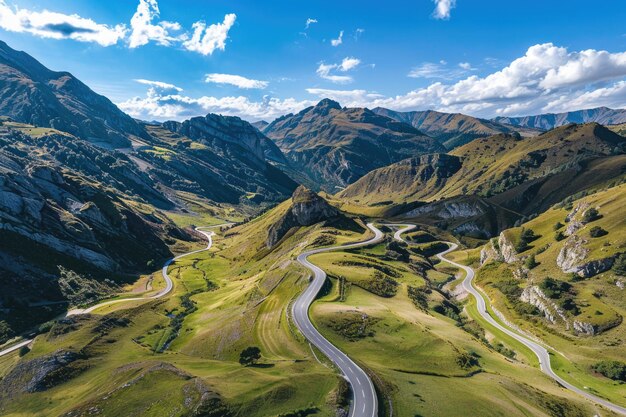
[494,107,626,130]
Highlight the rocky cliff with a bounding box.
[266,186,339,248]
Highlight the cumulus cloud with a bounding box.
[305,18,317,29]
[458,62,472,70]
[316,57,361,84]
[432,0,456,20]
[183,13,236,55]
[309,43,626,117]
[117,89,312,122]
[0,0,236,55]
[0,0,126,46]
[205,73,268,89]
[129,0,183,48]
[331,30,343,46]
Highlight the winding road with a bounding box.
[293,223,384,417]
[0,225,225,358]
[428,238,626,416]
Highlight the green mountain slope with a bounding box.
[263,99,444,190]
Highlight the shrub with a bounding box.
[582,207,601,223]
[456,352,480,369]
[554,230,566,241]
[589,226,608,238]
[539,278,571,299]
[515,228,537,252]
[593,360,626,381]
[525,254,539,269]
[553,222,564,231]
[239,346,261,366]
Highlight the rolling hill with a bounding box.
[263,99,444,190]
[373,107,542,149]
[337,123,626,233]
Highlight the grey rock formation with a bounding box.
[266,186,339,248]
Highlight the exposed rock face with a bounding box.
[494,106,626,130]
[162,113,285,164]
[556,228,615,277]
[0,349,80,399]
[480,232,519,265]
[498,233,518,264]
[556,235,589,272]
[572,316,623,336]
[520,285,569,327]
[266,186,339,248]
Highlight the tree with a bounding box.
[589,226,608,238]
[554,230,566,241]
[553,222,564,231]
[239,346,261,366]
[582,207,601,223]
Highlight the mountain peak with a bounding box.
[315,98,342,110]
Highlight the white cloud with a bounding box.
[305,18,317,29]
[183,13,236,55]
[205,73,268,89]
[129,0,183,48]
[354,28,365,40]
[432,0,456,20]
[0,0,126,46]
[408,61,468,80]
[134,79,182,92]
[118,89,312,122]
[339,57,361,72]
[306,88,384,104]
[458,62,472,70]
[316,57,361,84]
[331,30,343,47]
[307,43,626,118]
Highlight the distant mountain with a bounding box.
[251,120,269,131]
[338,123,626,220]
[264,99,444,190]
[494,107,626,130]
[0,41,148,148]
[372,108,542,149]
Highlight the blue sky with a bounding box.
[1,0,626,122]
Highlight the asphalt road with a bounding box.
[0,225,225,358]
[293,223,384,417]
[435,242,626,416]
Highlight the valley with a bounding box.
[0,28,626,417]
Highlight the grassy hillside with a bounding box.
[467,183,626,404]
[337,123,626,227]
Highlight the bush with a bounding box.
[582,207,601,223]
[553,222,564,231]
[593,360,626,381]
[589,226,608,238]
[539,278,571,299]
[515,228,537,252]
[239,346,261,366]
[554,230,566,241]
[525,254,539,269]
[456,352,479,369]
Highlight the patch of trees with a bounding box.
[515,228,538,252]
[407,285,431,310]
[540,278,579,315]
[362,271,398,297]
[593,360,626,381]
[328,313,378,341]
[239,346,261,366]
[589,226,608,238]
[582,207,602,223]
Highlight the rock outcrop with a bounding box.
[266,186,339,248]
[556,235,589,272]
[520,285,569,327]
